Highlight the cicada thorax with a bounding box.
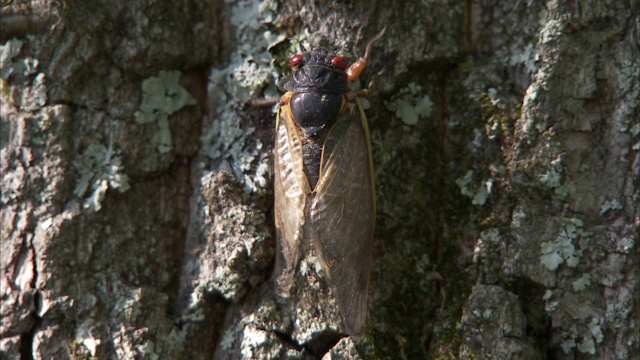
[284,48,351,189]
[289,92,343,189]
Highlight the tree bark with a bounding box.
[1,0,637,359]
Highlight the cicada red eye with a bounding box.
[331,56,348,70]
[290,54,303,67]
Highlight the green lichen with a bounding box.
[134,70,196,153]
[478,89,518,139]
[73,142,130,212]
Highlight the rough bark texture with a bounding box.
[1,0,638,359]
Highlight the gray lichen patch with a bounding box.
[134,70,197,153]
[1,39,24,79]
[20,73,48,111]
[73,142,130,211]
[1,38,46,111]
[200,0,284,195]
[542,290,605,355]
[1,38,40,81]
[455,170,495,206]
[385,82,433,126]
[539,217,588,271]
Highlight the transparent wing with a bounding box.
[309,99,375,339]
[274,95,311,296]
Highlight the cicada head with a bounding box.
[284,48,350,94]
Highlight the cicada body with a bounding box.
[273,32,383,340]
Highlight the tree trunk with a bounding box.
[1,0,637,359]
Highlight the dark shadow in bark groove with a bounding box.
[274,328,345,359]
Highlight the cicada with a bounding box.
[273,29,384,340]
